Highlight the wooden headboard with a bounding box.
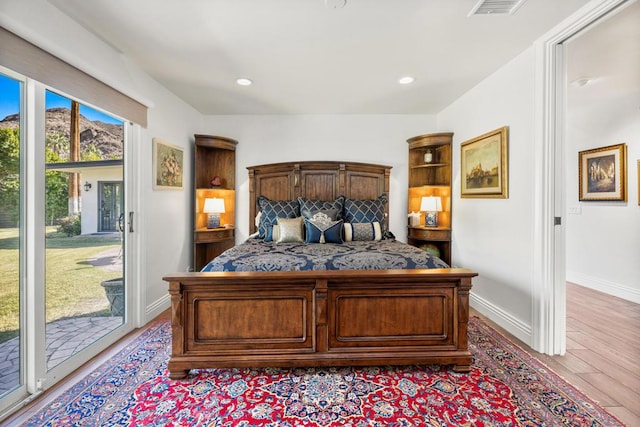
[247,161,391,234]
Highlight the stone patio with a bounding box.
[0,238,125,396]
[0,316,124,395]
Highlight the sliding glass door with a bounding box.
[0,71,136,416]
[0,71,25,409]
[44,90,127,372]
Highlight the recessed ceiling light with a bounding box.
[398,76,415,85]
[236,78,252,86]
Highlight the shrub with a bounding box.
[57,215,81,236]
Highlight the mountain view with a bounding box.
[0,107,123,159]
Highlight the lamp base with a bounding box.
[425,211,438,227]
[207,213,221,228]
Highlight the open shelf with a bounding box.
[407,132,453,265]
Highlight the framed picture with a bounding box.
[578,143,626,201]
[153,138,184,190]
[461,126,508,198]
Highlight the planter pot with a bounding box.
[101,277,124,317]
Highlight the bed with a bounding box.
[163,161,476,379]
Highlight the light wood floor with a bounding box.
[5,283,639,426]
[473,282,640,427]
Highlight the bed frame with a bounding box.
[164,161,476,379]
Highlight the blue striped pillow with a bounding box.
[344,222,382,241]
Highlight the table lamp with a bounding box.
[203,198,225,228]
[420,196,442,227]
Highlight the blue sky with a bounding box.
[0,75,19,120]
[0,74,123,124]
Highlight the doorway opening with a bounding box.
[99,182,123,233]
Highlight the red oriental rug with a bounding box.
[22,317,625,426]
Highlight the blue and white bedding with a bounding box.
[201,239,449,272]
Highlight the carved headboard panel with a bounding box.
[247,161,391,234]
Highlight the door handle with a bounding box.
[129,211,134,233]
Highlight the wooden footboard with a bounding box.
[164,269,476,379]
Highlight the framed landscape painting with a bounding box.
[461,126,508,198]
[153,138,184,190]
[578,143,626,201]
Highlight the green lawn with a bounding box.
[0,227,121,341]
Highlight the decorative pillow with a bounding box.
[344,222,382,242]
[301,208,340,221]
[344,194,387,228]
[257,196,300,241]
[275,217,304,243]
[298,196,345,220]
[304,212,343,244]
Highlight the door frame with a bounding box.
[532,0,631,355]
[98,180,123,232]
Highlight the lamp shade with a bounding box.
[203,198,225,213]
[420,196,442,212]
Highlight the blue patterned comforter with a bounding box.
[201,239,449,272]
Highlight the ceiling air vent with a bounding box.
[468,0,528,16]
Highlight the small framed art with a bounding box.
[578,143,626,201]
[153,138,184,190]
[461,126,508,198]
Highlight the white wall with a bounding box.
[1,0,202,322]
[200,115,437,242]
[437,48,537,344]
[566,90,640,303]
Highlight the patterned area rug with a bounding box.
[23,317,624,426]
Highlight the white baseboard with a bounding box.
[145,293,171,323]
[470,292,532,347]
[566,271,640,304]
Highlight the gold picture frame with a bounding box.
[578,143,626,201]
[461,126,508,198]
[153,138,184,190]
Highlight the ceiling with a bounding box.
[565,1,640,107]
[49,0,602,115]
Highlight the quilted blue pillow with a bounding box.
[344,194,387,227]
[257,196,300,241]
[304,212,343,244]
[298,196,345,220]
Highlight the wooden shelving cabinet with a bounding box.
[406,132,453,266]
[193,134,238,271]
